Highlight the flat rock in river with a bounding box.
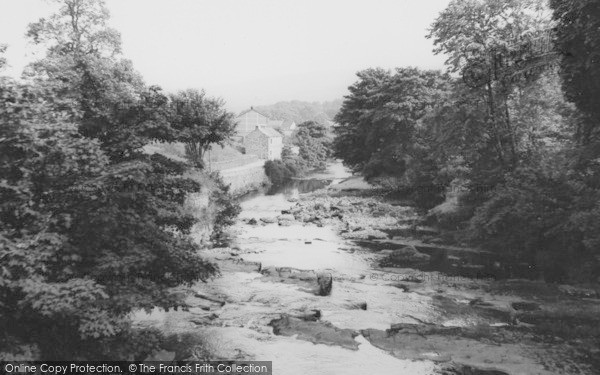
[384,245,431,267]
[277,214,296,222]
[269,315,359,350]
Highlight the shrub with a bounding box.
[209,173,241,245]
[468,167,600,282]
[264,159,297,185]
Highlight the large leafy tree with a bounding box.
[427,0,551,74]
[425,0,599,280]
[424,0,575,213]
[26,0,121,57]
[333,68,392,173]
[24,0,166,161]
[167,89,236,168]
[1,0,217,360]
[334,67,451,183]
[428,0,555,169]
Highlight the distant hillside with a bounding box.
[254,99,342,125]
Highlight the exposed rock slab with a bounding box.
[361,326,554,375]
[269,315,359,350]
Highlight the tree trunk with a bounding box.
[185,142,205,168]
[503,95,517,168]
[486,82,506,168]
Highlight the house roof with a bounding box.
[280,119,296,130]
[236,107,270,119]
[252,126,282,138]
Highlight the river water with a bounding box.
[130,161,598,375]
[134,162,438,374]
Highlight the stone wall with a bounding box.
[206,154,260,171]
[219,160,268,195]
[182,163,267,245]
[184,190,213,246]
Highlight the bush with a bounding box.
[209,173,241,245]
[264,159,298,185]
[293,121,332,171]
[468,167,600,282]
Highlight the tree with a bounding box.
[26,0,121,58]
[550,0,600,160]
[293,121,331,171]
[168,89,236,168]
[428,0,556,169]
[333,68,392,173]
[24,0,161,162]
[1,79,214,359]
[1,0,219,360]
[334,67,452,184]
[209,173,241,246]
[426,0,599,281]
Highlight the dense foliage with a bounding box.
[168,90,236,168]
[0,0,238,360]
[551,0,600,160]
[334,67,452,173]
[293,121,332,171]
[333,67,453,207]
[333,0,600,281]
[264,121,332,185]
[264,159,299,186]
[209,173,242,245]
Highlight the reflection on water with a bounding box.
[268,178,332,195]
[239,178,331,204]
[239,161,351,203]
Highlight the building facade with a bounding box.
[244,126,283,160]
[234,107,269,138]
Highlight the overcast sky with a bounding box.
[0,0,450,112]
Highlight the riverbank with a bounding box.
[135,165,600,375]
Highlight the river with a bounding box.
[132,162,578,375]
[133,162,437,374]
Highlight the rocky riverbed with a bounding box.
[133,164,600,375]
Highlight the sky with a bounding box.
[0,0,451,112]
